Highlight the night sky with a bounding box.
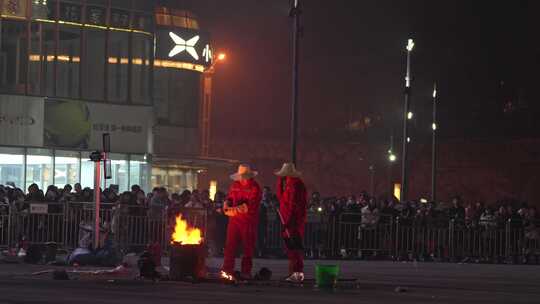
[174,0,540,145]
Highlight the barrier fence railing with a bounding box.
[1,204,539,264]
[0,202,208,253]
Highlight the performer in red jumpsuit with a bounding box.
[275,163,307,283]
[221,164,262,280]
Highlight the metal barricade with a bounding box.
[395,218,449,261]
[64,202,115,249]
[10,202,66,246]
[450,220,507,262]
[0,204,11,248]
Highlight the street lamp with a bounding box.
[217,53,226,61]
[289,0,302,166]
[200,51,227,157]
[401,38,414,202]
[431,83,438,202]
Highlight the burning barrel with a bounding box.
[169,214,207,281]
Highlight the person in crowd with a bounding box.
[479,207,498,229]
[449,196,466,223]
[361,197,380,228]
[25,183,45,202]
[257,186,272,258]
[201,190,213,206]
[103,187,119,204]
[308,192,321,212]
[72,183,82,201]
[185,189,203,208]
[44,185,60,202]
[221,164,262,281]
[275,163,307,283]
[149,187,168,218]
[78,187,93,202]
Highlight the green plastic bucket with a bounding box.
[315,264,339,288]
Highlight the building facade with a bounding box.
[0,0,221,193]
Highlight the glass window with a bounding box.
[28,22,42,95]
[86,5,106,26]
[108,153,128,192]
[82,29,105,101]
[151,166,166,190]
[129,155,148,192]
[133,13,152,32]
[153,67,169,122]
[59,2,82,23]
[0,147,25,189]
[131,33,151,105]
[42,23,56,96]
[80,151,95,189]
[54,150,80,188]
[107,31,128,103]
[26,148,53,191]
[169,70,200,127]
[0,20,28,94]
[32,0,50,20]
[2,0,27,18]
[57,24,81,99]
[110,8,130,29]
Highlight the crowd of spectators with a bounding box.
[304,191,540,233]
[1,182,539,235]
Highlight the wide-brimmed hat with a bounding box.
[230,164,258,181]
[274,162,302,177]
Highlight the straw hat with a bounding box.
[274,162,302,177]
[230,164,258,181]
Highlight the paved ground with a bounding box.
[0,259,539,303]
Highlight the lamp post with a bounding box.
[431,83,438,202]
[400,38,414,202]
[290,0,302,165]
[201,52,226,157]
[388,134,396,195]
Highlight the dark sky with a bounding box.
[176,0,540,144]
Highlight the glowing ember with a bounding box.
[220,270,235,281]
[171,214,203,245]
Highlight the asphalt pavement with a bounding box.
[0,259,539,304]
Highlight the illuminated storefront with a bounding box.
[0,1,220,193]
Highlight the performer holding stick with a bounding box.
[275,162,307,283]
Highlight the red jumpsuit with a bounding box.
[222,178,262,275]
[276,176,307,274]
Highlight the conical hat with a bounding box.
[230,164,258,181]
[274,163,302,177]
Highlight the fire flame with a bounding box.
[221,271,235,281]
[171,214,203,245]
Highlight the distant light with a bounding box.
[407,112,413,120]
[407,137,411,143]
[433,89,437,98]
[389,154,397,162]
[294,0,299,8]
[420,198,428,203]
[432,123,437,131]
[388,149,392,154]
[406,39,415,52]
[317,207,323,212]
[217,53,226,61]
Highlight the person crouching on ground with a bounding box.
[221,164,262,280]
[275,162,307,283]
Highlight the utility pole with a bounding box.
[290,0,302,165]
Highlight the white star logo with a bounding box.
[202,44,212,63]
[168,32,200,60]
